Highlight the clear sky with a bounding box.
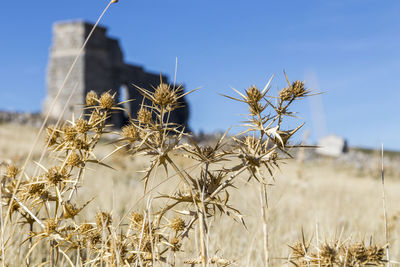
[1,1,399,150]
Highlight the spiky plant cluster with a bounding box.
[0,91,140,265]
[110,76,312,266]
[289,238,386,266]
[0,75,313,266]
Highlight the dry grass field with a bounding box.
[1,123,399,266]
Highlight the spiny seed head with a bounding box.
[201,146,215,159]
[99,92,114,109]
[28,183,45,196]
[75,119,90,133]
[131,212,144,230]
[63,125,77,142]
[131,212,143,223]
[73,139,90,151]
[154,83,177,106]
[96,211,112,228]
[45,167,67,184]
[6,165,19,178]
[137,108,152,124]
[279,87,292,101]
[249,102,264,115]
[45,126,60,146]
[86,90,98,106]
[80,223,94,234]
[67,152,81,167]
[170,237,182,251]
[121,124,139,142]
[170,217,185,232]
[63,201,79,219]
[292,80,306,98]
[45,218,58,234]
[246,85,262,103]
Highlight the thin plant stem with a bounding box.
[260,182,269,267]
[381,144,390,267]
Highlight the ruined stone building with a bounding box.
[43,21,189,129]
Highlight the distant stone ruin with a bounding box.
[43,21,189,129]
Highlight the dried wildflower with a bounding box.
[99,92,114,109]
[6,165,19,178]
[319,244,337,265]
[170,237,182,252]
[45,218,58,234]
[96,211,112,228]
[75,119,90,133]
[45,126,60,146]
[249,102,264,115]
[28,183,45,196]
[121,124,139,142]
[86,90,98,106]
[63,125,77,142]
[73,139,90,151]
[170,217,185,232]
[79,223,94,234]
[67,152,81,167]
[290,239,386,267]
[154,83,177,106]
[45,167,67,184]
[292,80,306,98]
[63,201,80,219]
[137,108,152,124]
[279,87,292,101]
[131,212,144,223]
[246,85,262,103]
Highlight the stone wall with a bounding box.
[43,21,190,129]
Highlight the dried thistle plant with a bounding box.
[0,72,316,266]
[289,237,386,266]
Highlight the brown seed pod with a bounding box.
[79,223,94,234]
[45,126,60,147]
[6,165,19,178]
[121,124,139,142]
[279,87,292,101]
[63,125,77,142]
[86,90,98,106]
[75,119,90,133]
[246,85,262,103]
[67,152,81,167]
[292,80,306,98]
[170,237,182,251]
[28,183,45,196]
[96,211,112,228]
[154,83,177,106]
[170,217,185,232]
[99,92,114,109]
[63,201,79,219]
[45,218,58,234]
[45,167,67,184]
[137,108,152,124]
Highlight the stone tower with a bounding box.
[43,20,190,129]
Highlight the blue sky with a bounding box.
[1,1,400,150]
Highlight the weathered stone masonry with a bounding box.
[43,21,189,129]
